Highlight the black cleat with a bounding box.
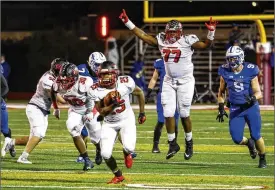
[9,139,16,157]
[95,148,102,165]
[247,138,257,159]
[166,139,180,159]
[184,139,193,160]
[258,154,267,168]
[83,157,94,171]
[152,143,160,153]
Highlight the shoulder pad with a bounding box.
[78,77,93,93]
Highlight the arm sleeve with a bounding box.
[251,64,259,78]
[185,35,199,46]
[42,77,54,90]
[1,74,9,97]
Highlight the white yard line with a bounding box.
[2,169,273,178]
[7,103,275,110]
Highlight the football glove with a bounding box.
[53,109,60,120]
[245,95,257,106]
[205,17,218,31]
[138,112,146,124]
[97,115,104,122]
[145,88,153,104]
[83,112,94,122]
[216,103,228,123]
[119,9,129,23]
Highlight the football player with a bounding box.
[75,52,106,164]
[1,72,16,157]
[216,46,267,168]
[120,9,218,160]
[88,61,146,184]
[145,58,179,153]
[17,58,67,164]
[52,62,101,171]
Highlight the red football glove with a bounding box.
[138,112,146,124]
[119,9,129,23]
[205,17,218,31]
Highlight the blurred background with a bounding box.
[1,1,274,104]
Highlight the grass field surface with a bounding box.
[1,108,274,189]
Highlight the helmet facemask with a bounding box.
[98,70,118,88]
[226,56,243,69]
[59,63,79,90]
[165,20,182,44]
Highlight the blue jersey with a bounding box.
[77,64,98,82]
[154,59,165,91]
[218,62,259,105]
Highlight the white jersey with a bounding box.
[156,32,199,79]
[89,75,135,123]
[53,76,94,115]
[29,71,55,111]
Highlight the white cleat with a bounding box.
[1,137,12,157]
[17,155,32,164]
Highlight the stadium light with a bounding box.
[252,2,257,7]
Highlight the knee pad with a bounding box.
[231,136,243,145]
[179,105,191,118]
[101,150,112,160]
[67,120,82,137]
[163,107,175,118]
[32,126,46,139]
[251,133,261,141]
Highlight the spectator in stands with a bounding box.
[243,40,256,64]
[105,36,119,67]
[226,23,244,50]
[130,53,147,92]
[1,54,11,82]
[252,33,261,48]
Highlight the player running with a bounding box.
[216,45,267,168]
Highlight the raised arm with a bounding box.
[192,17,218,50]
[119,9,158,47]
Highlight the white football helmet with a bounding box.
[226,46,245,69]
[88,52,106,73]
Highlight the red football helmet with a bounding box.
[165,20,183,44]
[58,63,79,90]
[98,61,119,88]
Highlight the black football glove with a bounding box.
[216,103,228,123]
[226,100,231,108]
[245,95,257,106]
[145,88,153,104]
[138,112,146,124]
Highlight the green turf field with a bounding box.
[1,109,274,189]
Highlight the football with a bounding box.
[103,90,121,106]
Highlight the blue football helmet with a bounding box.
[88,52,106,73]
[226,46,245,69]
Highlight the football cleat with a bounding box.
[83,157,94,171]
[152,143,160,153]
[95,148,102,165]
[184,139,193,160]
[166,139,180,160]
[258,154,267,168]
[1,137,12,157]
[9,139,16,157]
[17,155,32,164]
[124,153,133,168]
[247,138,257,159]
[107,175,125,184]
[76,155,84,163]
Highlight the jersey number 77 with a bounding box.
[162,49,181,63]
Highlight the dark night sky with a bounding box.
[1,1,274,31]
